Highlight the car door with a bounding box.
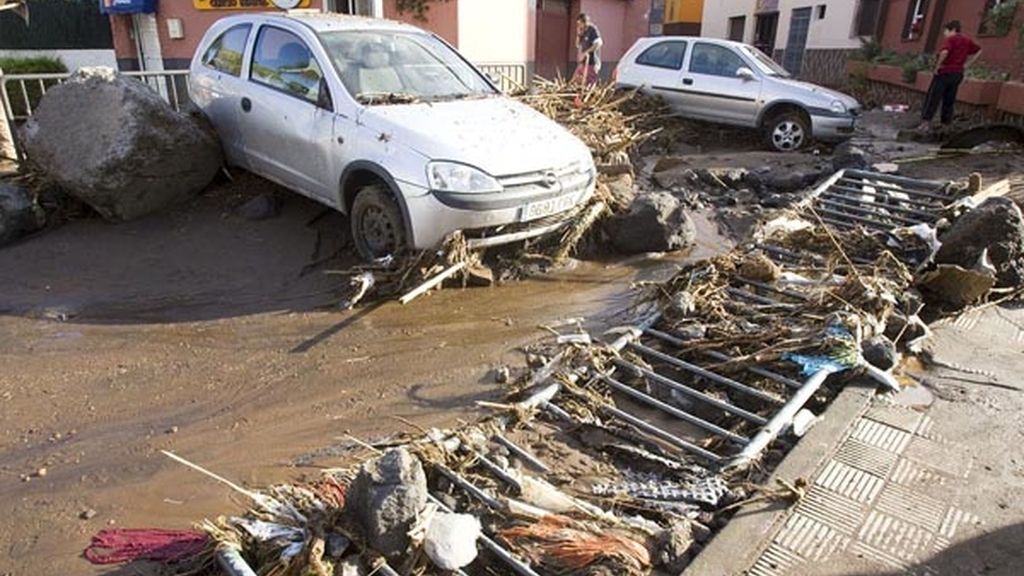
[237,24,336,202]
[624,40,689,112]
[190,23,254,167]
[678,42,763,127]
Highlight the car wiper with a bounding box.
[356,92,421,105]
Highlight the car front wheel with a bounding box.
[350,184,407,261]
[764,112,810,152]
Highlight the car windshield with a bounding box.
[741,45,790,77]
[318,30,497,105]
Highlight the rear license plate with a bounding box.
[522,194,577,222]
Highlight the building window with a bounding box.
[817,5,827,19]
[636,41,688,70]
[902,0,929,41]
[327,0,378,16]
[855,0,882,37]
[980,0,1018,36]
[728,16,746,42]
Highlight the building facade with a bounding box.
[875,0,1023,78]
[663,0,704,35]
[702,0,885,86]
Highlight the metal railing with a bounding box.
[477,63,529,93]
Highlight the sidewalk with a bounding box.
[689,303,1024,576]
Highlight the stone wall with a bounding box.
[773,48,857,89]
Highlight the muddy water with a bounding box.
[0,182,730,575]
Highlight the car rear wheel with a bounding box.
[350,184,407,261]
[764,112,810,152]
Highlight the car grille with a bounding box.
[497,162,594,198]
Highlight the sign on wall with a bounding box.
[192,0,311,9]
[99,0,157,13]
[755,0,779,13]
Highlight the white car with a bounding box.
[190,13,595,260]
[615,37,862,152]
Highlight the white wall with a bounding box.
[457,0,529,64]
[0,49,118,71]
[703,0,864,50]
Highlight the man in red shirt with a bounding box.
[919,21,982,130]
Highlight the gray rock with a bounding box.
[20,67,223,221]
[236,192,281,221]
[0,182,45,245]
[862,335,898,371]
[603,172,636,210]
[935,198,1024,288]
[653,166,698,190]
[766,169,822,193]
[832,142,869,171]
[345,448,427,563]
[654,521,694,574]
[605,192,696,254]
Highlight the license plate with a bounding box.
[522,194,577,222]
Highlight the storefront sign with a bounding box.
[99,0,157,14]
[192,0,311,9]
[755,0,779,13]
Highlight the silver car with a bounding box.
[614,37,862,152]
[189,13,595,260]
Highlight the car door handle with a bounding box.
[682,78,694,86]
[241,97,252,113]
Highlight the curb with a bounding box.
[683,381,877,576]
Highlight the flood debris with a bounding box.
[20,67,223,221]
[0,180,45,246]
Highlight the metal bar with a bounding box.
[37,78,46,95]
[824,186,942,212]
[612,357,769,425]
[726,369,832,469]
[217,548,258,576]
[642,329,805,391]
[817,198,924,226]
[838,177,951,201]
[726,286,788,306]
[602,374,749,443]
[628,342,783,405]
[542,401,574,422]
[813,205,896,231]
[734,277,811,301]
[434,464,502,510]
[169,76,180,111]
[467,448,521,490]
[493,434,550,473]
[758,243,824,263]
[601,404,722,463]
[19,80,31,116]
[819,215,856,230]
[427,494,541,576]
[843,168,945,190]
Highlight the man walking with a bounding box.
[574,13,602,85]
[918,20,982,130]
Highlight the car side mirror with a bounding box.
[316,78,334,112]
[736,67,756,81]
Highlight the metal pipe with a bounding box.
[726,286,788,306]
[817,198,923,226]
[734,277,810,301]
[838,177,951,201]
[821,189,940,217]
[819,215,856,230]
[426,495,541,576]
[434,464,502,510]
[493,434,550,473]
[601,404,722,463]
[828,183,943,209]
[843,168,945,190]
[602,374,749,444]
[758,243,823,263]
[628,342,783,404]
[612,358,768,425]
[467,448,521,491]
[813,205,895,231]
[725,368,832,469]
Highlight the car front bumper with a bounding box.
[811,114,859,140]
[399,172,596,250]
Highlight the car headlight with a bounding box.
[427,162,502,193]
[830,100,847,114]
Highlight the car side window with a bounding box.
[202,24,251,77]
[689,43,747,78]
[635,41,687,70]
[250,26,324,105]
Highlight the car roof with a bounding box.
[638,35,751,50]
[210,11,426,34]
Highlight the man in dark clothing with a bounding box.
[574,13,602,85]
[919,20,982,130]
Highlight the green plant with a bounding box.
[852,38,882,62]
[900,54,932,82]
[0,56,68,117]
[395,0,449,21]
[966,62,1011,80]
[981,0,1018,36]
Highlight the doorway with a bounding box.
[535,0,571,80]
[325,0,380,16]
[753,12,778,56]
[782,7,812,75]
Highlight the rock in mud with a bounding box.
[603,172,636,211]
[606,192,696,254]
[935,198,1024,288]
[20,67,223,221]
[738,252,780,282]
[345,448,427,563]
[766,169,822,193]
[653,521,694,574]
[862,335,898,371]
[236,192,281,221]
[653,165,698,190]
[832,142,869,171]
[0,182,45,246]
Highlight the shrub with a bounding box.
[981,0,1018,36]
[0,56,68,118]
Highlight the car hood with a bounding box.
[770,77,860,109]
[358,97,592,176]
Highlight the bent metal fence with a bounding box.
[1,62,529,162]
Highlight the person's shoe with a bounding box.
[914,121,932,133]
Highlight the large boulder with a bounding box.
[0,182,45,246]
[606,192,696,254]
[20,67,222,221]
[935,198,1024,288]
[345,448,427,564]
